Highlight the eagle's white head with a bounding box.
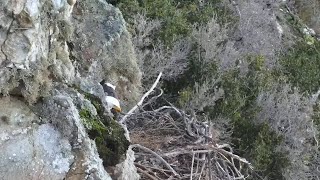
[100,81,121,113]
[105,96,121,112]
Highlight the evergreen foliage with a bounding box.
[177,55,289,179]
[112,0,320,179]
[116,0,226,45]
[280,41,320,94]
[212,56,289,179]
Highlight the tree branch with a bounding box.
[120,72,163,124]
[190,151,195,180]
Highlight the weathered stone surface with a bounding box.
[0,97,73,180]
[0,0,141,179]
[109,147,140,180]
[0,93,114,180]
[35,90,112,180]
[71,0,141,111]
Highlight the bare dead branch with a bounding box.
[120,72,162,124]
[198,158,206,180]
[134,163,171,177]
[125,71,252,180]
[190,151,195,180]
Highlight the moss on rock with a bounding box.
[79,99,129,167]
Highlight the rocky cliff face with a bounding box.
[0,0,140,179]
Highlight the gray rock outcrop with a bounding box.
[0,0,141,179]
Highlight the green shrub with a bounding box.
[211,56,289,179]
[253,124,289,179]
[114,0,292,177]
[280,40,320,94]
[116,0,227,45]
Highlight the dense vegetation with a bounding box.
[112,0,320,179]
[111,0,232,45]
[280,40,320,94]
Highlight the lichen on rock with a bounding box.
[0,0,141,179]
[71,0,142,111]
[0,96,74,180]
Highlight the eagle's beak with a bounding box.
[114,106,122,113]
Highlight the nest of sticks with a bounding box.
[121,73,253,180]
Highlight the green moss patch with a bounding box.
[79,99,129,166]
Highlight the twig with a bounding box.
[184,144,252,167]
[216,144,233,152]
[161,99,183,116]
[198,156,206,180]
[142,88,164,109]
[120,72,162,123]
[217,148,252,168]
[190,151,195,180]
[163,148,224,157]
[195,152,200,176]
[132,144,180,177]
[134,163,171,177]
[136,166,159,180]
[208,151,212,180]
[154,106,178,112]
[216,161,227,176]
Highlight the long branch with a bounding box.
[120,72,163,123]
[190,151,195,180]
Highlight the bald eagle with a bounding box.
[100,80,121,114]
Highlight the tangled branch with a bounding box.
[121,73,252,179]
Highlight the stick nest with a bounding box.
[122,73,253,180]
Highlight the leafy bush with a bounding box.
[211,56,289,179]
[116,0,224,45]
[171,55,288,179]
[280,41,320,94]
[113,0,302,178]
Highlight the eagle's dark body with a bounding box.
[100,80,121,116]
[100,80,117,98]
